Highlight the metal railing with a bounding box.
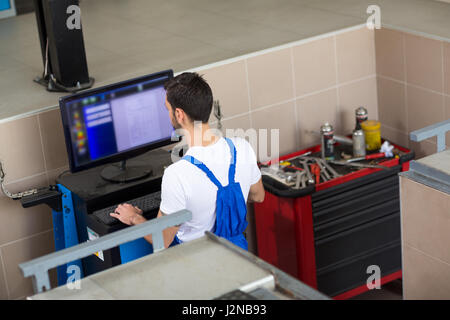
[19,210,192,294]
[410,119,450,153]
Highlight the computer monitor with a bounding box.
[60,70,176,182]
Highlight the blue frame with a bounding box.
[52,184,84,286]
[119,238,153,264]
[52,184,154,283]
[0,0,16,19]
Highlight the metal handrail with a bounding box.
[19,210,192,294]
[410,119,450,153]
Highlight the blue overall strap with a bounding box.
[224,137,236,184]
[182,139,249,251]
[182,155,223,189]
[219,138,249,250]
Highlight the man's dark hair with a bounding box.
[164,72,213,123]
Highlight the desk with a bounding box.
[55,147,173,279]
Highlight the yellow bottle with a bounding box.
[361,120,381,151]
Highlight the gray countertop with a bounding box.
[30,234,329,300]
[1,0,450,122]
[401,149,450,194]
[417,149,450,176]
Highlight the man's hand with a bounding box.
[110,204,146,226]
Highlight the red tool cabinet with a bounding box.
[253,141,414,299]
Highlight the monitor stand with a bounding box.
[100,159,152,183]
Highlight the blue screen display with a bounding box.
[83,104,117,160]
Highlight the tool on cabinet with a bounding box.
[310,163,321,184]
[306,129,353,146]
[333,135,353,145]
[299,159,315,185]
[260,155,342,188]
[346,153,387,163]
[260,142,398,189]
[329,160,390,170]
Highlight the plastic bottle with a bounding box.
[361,120,381,151]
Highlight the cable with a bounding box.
[0,161,38,200]
[44,37,49,78]
[213,100,223,133]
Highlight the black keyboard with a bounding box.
[92,191,161,226]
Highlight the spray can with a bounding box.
[320,122,335,160]
[352,129,366,158]
[355,107,368,130]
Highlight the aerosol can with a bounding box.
[352,129,366,158]
[320,122,335,161]
[355,106,368,130]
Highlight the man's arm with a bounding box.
[248,178,265,203]
[110,206,180,248]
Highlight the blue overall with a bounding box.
[171,138,248,250]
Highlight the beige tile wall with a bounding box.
[0,26,377,299]
[202,26,378,160]
[400,177,450,299]
[0,110,66,299]
[376,27,450,158]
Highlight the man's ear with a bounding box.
[175,108,184,124]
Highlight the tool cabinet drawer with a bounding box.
[316,241,401,297]
[312,181,398,226]
[312,174,398,213]
[314,213,400,269]
[312,169,400,225]
[313,198,399,240]
[312,165,401,201]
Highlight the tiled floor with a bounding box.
[1,0,450,120]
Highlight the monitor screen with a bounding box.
[60,70,175,173]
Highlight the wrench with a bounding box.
[329,160,390,170]
[314,158,331,180]
[294,171,301,189]
[283,151,313,163]
[299,159,315,184]
[318,158,341,178]
[301,172,307,188]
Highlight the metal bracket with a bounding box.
[410,119,450,153]
[19,210,192,294]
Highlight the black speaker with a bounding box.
[33,0,94,92]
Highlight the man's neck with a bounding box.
[185,122,220,147]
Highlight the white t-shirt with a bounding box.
[159,137,261,242]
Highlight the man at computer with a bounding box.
[110,72,265,250]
